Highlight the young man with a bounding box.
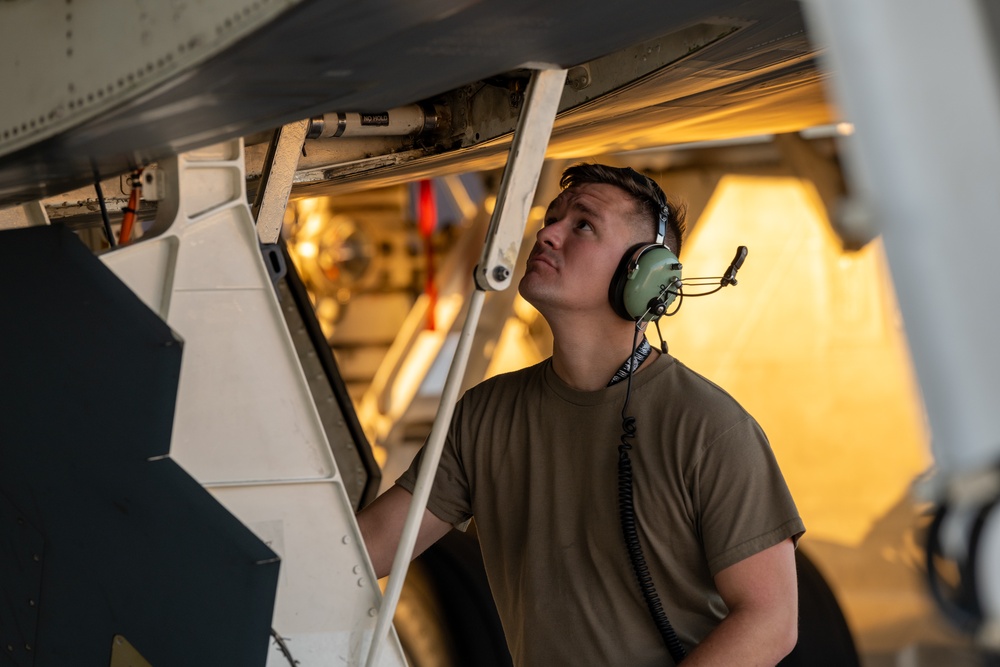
[358,164,804,666]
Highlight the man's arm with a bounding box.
[682,538,798,666]
[356,484,454,578]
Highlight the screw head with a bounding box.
[493,266,510,282]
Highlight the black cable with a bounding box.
[680,286,724,297]
[664,290,683,317]
[654,319,668,355]
[617,325,687,664]
[924,504,982,634]
[270,627,299,665]
[94,179,116,248]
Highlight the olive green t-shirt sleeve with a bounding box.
[690,416,805,576]
[395,396,474,527]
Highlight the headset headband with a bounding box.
[623,167,668,248]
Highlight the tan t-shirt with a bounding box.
[397,353,804,666]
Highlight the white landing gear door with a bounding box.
[101,138,406,667]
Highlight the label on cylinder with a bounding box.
[360,113,389,126]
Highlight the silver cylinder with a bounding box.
[317,105,437,138]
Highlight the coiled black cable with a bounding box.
[617,326,687,664]
[924,501,994,635]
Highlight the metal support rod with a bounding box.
[364,66,567,667]
[475,68,568,291]
[364,288,486,667]
[251,118,309,245]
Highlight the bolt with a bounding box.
[341,535,351,545]
[493,266,510,282]
[28,599,35,607]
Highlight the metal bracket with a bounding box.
[259,242,287,295]
[473,67,568,292]
[251,118,309,245]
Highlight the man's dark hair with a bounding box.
[560,163,686,255]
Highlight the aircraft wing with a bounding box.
[0,0,829,207]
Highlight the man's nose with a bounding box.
[536,220,563,247]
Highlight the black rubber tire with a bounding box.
[394,530,512,667]
[779,548,860,666]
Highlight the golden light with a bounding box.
[485,317,543,378]
[390,331,446,414]
[301,211,325,238]
[296,240,318,258]
[512,293,540,324]
[659,175,930,546]
[296,197,322,217]
[837,121,856,136]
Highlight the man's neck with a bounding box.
[548,314,657,391]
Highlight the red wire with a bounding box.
[418,180,438,330]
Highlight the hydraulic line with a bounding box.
[94,179,115,247]
[118,169,143,245]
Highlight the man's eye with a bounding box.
[576,220,593,231]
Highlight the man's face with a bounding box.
[518,183,644,318]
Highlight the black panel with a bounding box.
[0,226,279,666]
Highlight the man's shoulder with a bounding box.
[655,354,754,422]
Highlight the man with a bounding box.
[358,164,804,665]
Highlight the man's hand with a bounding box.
[682,539,798,666]
[356,485,454,578]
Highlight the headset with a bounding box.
[608,205,682,322]
[608,205,748,324]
